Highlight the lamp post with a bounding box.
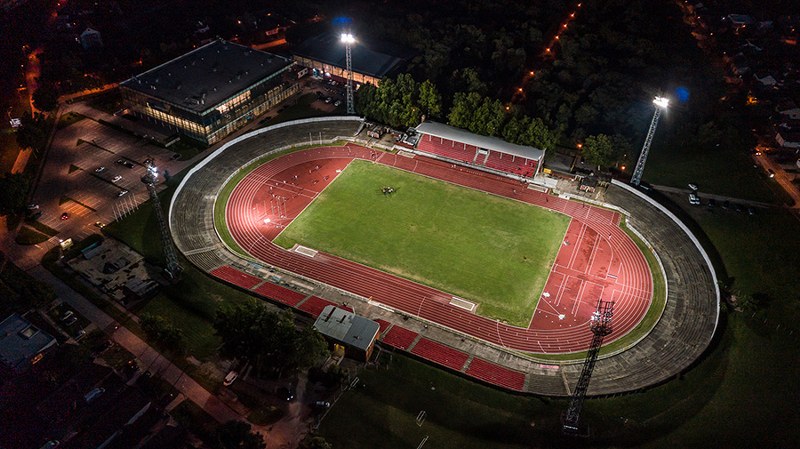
[340,32,355,115]
[631,96,669,186]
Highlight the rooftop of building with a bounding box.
[120,39,293,114]
[313,305,379,351]
[292,33,405,79]
[415,121,545,160]
[0,313,57,372]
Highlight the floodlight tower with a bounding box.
[141,162,182,281]
[562,300,614,435]
[340,32,356,115]
[631,96,669,186]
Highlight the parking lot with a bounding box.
[30,107,180,242]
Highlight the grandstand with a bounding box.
[414,121,544,178]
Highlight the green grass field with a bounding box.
[273,160,570,326]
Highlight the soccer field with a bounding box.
[273,160,570,326]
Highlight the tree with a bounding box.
[582,134,615,170]
[521,117,557,150]
[214,301,329,378]
[15,115,48,151]
[448,92,482,129]
[210,421,265,449]
[300,435,332,449]
[0,172,31,214]
[32,84,59,112]
[140,313,186,353]
[418,80,442,119]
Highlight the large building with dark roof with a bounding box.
[120,39,299,145]
[313,305,380,361]
[292,33,405,86]
[0,313,57,376]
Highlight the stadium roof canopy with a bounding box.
[293,33,404,78]
[415,121,545,160]
[313,305,379,352]
[120,39,292,114]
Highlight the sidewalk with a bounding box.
[28,265,242,424]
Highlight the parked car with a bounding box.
[84,387,105,403]
[324,97,332,104]
[688,193,701,206]
[334,99,342,107]
[223,370,238,386]
[116,158,134,168]
[27,203,39,210]
[707,198,716,208]
[39,440,59,449]
[767,168,775,178]
[60,212,70,220]
[688,183,698,191]
[117,190,129,197]
[60,310,74,322]
[64,316,78,326]
[313,401,331,409]
[95,166,106,173]
[112,175,122,183]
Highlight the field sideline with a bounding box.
[274,160,570,326]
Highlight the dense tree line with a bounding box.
[214,300,329,378]
[356,75,560,150]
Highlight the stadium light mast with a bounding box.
[631,96,669,186]
[340,32,356,115]
[562,300,614,436]
[141,162,182,281]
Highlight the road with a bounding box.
[750,153,800,208]
[651,184,775,208]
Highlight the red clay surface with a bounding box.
[222,145,653,353]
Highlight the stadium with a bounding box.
[169,117,719,396]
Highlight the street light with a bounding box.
[631,95,670,186]
[340,33,356,114]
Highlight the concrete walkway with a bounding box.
[28,265,242,424]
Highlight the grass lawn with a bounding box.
[14,225,50,245]
[319,354,556,449]
[273,160,570,326]
[137,292,221,360]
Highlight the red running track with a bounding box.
[223,145,653,353]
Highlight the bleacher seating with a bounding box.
[375,319,393,337]
[210,266,262,290]
[411,338,469,371]
[253,282,306,306]
[298,296,337,318]
[381,325,419,350]
[465,358,526,391]
[416,135,475,162]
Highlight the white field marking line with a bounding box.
[449,296,476,312]
[294,245,318,258]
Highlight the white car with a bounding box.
[95,166,106,173]
[112,175,122,182]
[223,370,238,386]
[117,190,129,197]
[688,183,698,191]
[688,193,701,205]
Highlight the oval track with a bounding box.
[224,145,653,353]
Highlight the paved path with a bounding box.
[28,265,242,424]
[651,184,774,208]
